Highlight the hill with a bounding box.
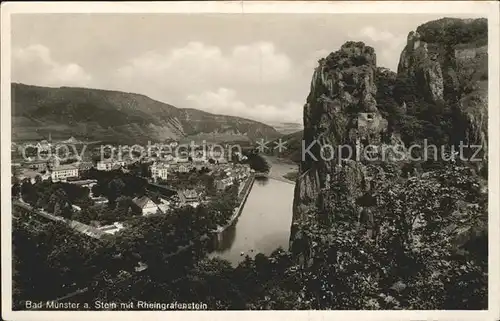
[11,83,281,144]
[269,122,304,135]
[267,130,304,163]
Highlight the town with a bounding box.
[11,136,257,238]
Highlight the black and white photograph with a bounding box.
[1,1,499,320]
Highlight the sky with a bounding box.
[11,13,481,125]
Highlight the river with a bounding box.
[210,157,298,266]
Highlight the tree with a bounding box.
[12,181,21,199]
[246,153,270,173]
[114,196,133,220]
[107,178,125,208]
[20,179,36,205]
[184,258,242,309]
[54,201,73,219]
[34,175,43,185]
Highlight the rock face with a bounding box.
[292,42,390,238]
[291,18,488,247]
[398,31,445,103]
[397,18,488,155]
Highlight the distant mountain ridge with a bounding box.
[267,130,303,163]
[11,83,281,144]
[269,122,304,135]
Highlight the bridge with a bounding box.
[254,172,295,184]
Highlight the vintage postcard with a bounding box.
[1,1,499,321]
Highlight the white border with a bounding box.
[1,1,499,321]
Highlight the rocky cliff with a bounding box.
[291,41,390,242]
[397,18,488,156]
[291,18,488,248]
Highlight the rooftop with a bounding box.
[67,179,98,185]
[53,164,79,171]
[152,163,170,169]
[182,189,199,198]
[17,169,41,179]
[23,159,48,165]
[132,196,154,209]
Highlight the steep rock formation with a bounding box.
[397,18,488,157]
[292,42,392,240]
[291,18,489,250]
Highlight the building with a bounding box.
[168,141,179,148]
[157,198,170,213]
[97,160,125,171]
[135,261,148,272]
[16,168,50,184]
[67,179,97,189]
[92,196,109,205]
[208,149,223,158]
[215,177,233,191]
[150,163,169,181]
[178,189,200,205]
[236,171,248,180]
[60,136,80,144]
[132,196,159,216]
[24,160,48,172]
[111,163,123,171]
[98,222,126,235]
[36,140,51,152]
[217,158,228,165]
[177,164,191,173]
[78,161,93,171]
[180,189,201,208]
[44,155,66,171]
[162,154,174,162]
[51,164,79,182]
[174,157,190,164]
[357,112,388,142]
[234,152,248,161]
[454,47,477,61]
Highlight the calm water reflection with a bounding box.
[211,173,295,266]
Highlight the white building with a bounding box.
[97,160,125,171]
[36,140,51,152]
[157,199,170,213]
[132,196,159,216]
[150,163,169,181]
[67,179,98,189]
[51,164,79,182]
[216,177,233,191]
[162,154,174,162]
[98,222,125,235]
[178,164,191,173]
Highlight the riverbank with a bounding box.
[263,155,299,177]
[211,158,296,264]
[215,173,255,233]
[282,171,298,182]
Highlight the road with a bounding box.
[13,200,106,239]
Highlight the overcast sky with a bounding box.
[11,14,481,124]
